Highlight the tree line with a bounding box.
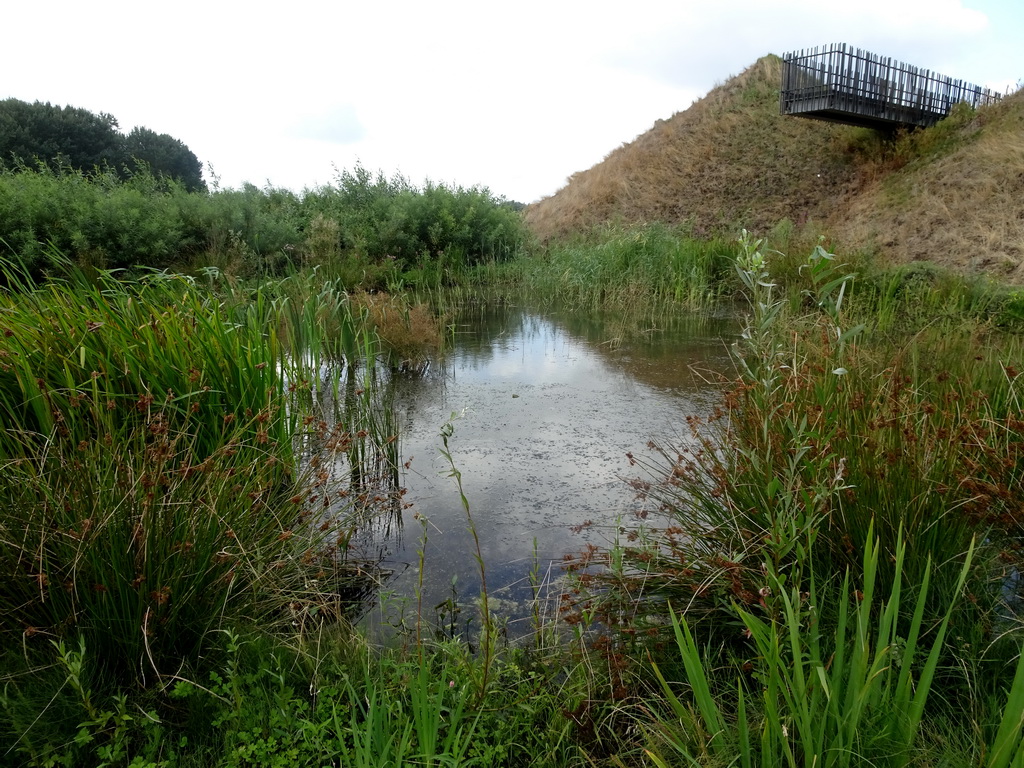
[0,98,205,192]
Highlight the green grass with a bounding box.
[1,625,595,768]
[642,532,1024,768]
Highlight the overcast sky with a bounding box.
[2,0,1020,203]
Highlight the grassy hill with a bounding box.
[525,55,1024,281]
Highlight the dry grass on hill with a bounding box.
[525,57,856,241]
[831,90,1024,280]
[526,55,1024,281]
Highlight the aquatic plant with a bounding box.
[591,233,1021,623]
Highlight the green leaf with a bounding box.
[987,647,1024,768]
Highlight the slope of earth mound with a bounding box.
[526,55,1023,281]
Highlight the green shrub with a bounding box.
[0,162,524,285]
[300,163,528,273]
[0,166,303,277]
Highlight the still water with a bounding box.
[363,305,736,635]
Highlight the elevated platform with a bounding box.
[781,44,1000,130]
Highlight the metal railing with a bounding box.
[781,44,1000,128]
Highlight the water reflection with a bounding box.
[367,305,737,635]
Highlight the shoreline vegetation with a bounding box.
[2,149,1024,767]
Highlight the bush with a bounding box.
[0,166,303,277]
[0,162,526,285]
[300,163,528,274]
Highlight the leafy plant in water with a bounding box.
[733,228,785,387]
[438,412,498,701]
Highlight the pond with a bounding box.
[361,304,738,637]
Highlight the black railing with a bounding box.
[781,44,1000,129]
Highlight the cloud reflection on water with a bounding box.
[367,306,736,634]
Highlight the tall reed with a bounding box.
[522,223,731,314]
[0,259,399,687]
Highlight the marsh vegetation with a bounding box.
[1,132,1023,767]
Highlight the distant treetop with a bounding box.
[0,98,206,191]
[121,126,205,192]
